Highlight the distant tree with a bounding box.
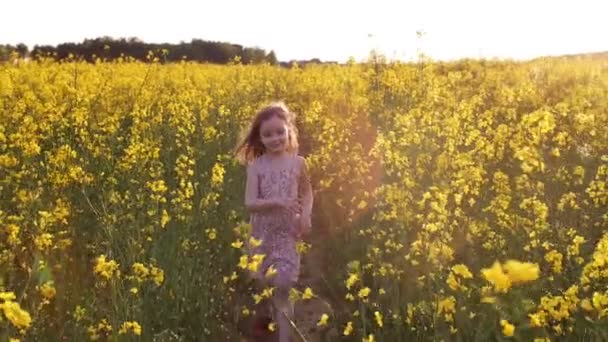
[0,43,29,61]
[31,44,56,58]
[16,43,28,57]
[26,36,283,65]
[266,50,278,65]
[0,45,11,61]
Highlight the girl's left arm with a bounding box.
[299,156,313,221]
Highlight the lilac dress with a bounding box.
[248,154,305,287]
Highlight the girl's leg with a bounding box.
[272,277,294,342]
[251,277,273,336]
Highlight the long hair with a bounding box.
[235,101,299,164]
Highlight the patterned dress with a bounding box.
[248,153,307,287]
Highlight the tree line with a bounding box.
[1,37,281,64]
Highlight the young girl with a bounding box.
[235,101,313,342]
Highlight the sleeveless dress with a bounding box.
[248,153,305,287]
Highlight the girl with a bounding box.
[235,102,313,342]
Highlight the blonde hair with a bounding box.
[234,101,299,164]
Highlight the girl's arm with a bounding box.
[299,156,313,220]
[244,162,280,212]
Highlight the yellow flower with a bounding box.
[481,262,511,292]
[94,255,120,280]
[581,299,593,311]
[446,273,462,291]
[34,233,53,251]
[150,266,165,286]
[88,318,112,340]
[39,282,56,299]
[363,334,375,342]
[0,292,17,301]
[289,288,301,302]
[437,296,456,322]
[73,305,86,322]
[261,287,274,299]
[545,250,563,274]
[265,265,277,278]
[148,179,167,194]
[253,294,263,304]
[503,260,539,283]
[0,301,32,329]
[249,237,263,248]
[452,264,473,278]
[358,287,371,299]
[592,292,608,311]
[343,321,353,336]
[296,241,311,254]
[500,319,515,337]
[553,324,563,334]
[374,311,383,327]
[248,254,265,272]
[231,239,244,249]
[317,313,329,326]
[302,287,314,300]
[132,262,150,279]
[211,162,225,187]
[238,255,248,269]
[481,296,496,304]
[160,209,170,228]
[118,321,142,335]
[529,313,544,327]
[268,322,277,331]
[346,273,359,289]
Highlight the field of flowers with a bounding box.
[0,55,607,341]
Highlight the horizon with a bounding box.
[4,35,608,64]
[1,0,607,63]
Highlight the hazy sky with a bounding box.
[1,0,606,62]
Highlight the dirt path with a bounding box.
[239,238,338,342]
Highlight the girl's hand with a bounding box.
[299,214,311,237]
[291,214,311,240]
[276,198,301,216]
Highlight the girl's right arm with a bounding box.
[244,162,280,212]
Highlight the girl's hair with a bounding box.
[235,101,299,164]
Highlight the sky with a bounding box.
[1,0,606,62]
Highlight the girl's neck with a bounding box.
[264,150,289,161]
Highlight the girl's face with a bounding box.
[259,116,289,154]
